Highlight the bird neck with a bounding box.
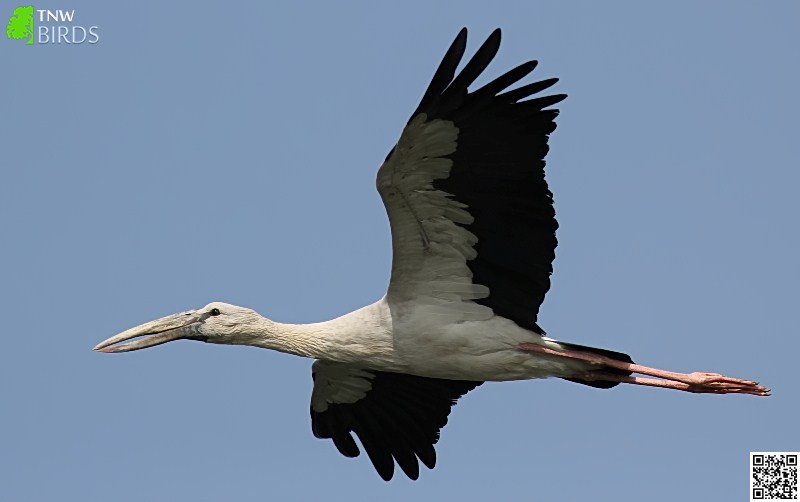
[250,318,337,360]
[246,301,394,365]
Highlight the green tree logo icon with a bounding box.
[7,6,34,45]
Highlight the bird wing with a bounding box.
[310,360,481,481]
[376,28,565,333]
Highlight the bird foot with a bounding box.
[681,373,770,396]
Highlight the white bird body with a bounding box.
[201,300,581,382]
[95,28,768,481]
[383,302,581,381]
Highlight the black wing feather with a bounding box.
[474,60,538,99]
[412,28,467,118]
[440,28,501,110]
[311,371,480,480]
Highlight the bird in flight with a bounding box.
[94,28,769,481]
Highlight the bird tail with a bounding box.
[556,341,634,389]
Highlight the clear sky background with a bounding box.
[2,2,798,501]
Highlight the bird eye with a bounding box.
[210,308,221,316]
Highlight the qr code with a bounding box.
[752,452,798,500]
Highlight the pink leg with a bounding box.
[518,342,770,396]
[578,371,768,395]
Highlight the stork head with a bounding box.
[93,302,264,353]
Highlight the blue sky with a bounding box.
[2,1,798,500]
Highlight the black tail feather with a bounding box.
[557,342,634,389]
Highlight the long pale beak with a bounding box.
[93,311,204,353]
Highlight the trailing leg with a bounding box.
[518,342,770,396]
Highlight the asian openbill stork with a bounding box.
[94,28,769,481]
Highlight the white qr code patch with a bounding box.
[751,452,798,500]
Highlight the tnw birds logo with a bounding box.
[5,5,99,45]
